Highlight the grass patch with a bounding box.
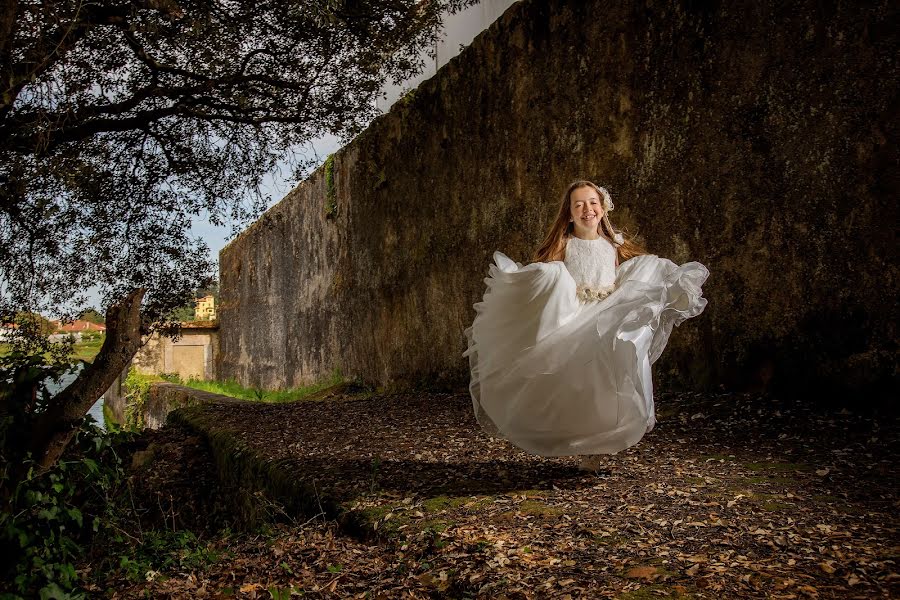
[72,333,105,362]
[163,370,344,403]
[1,333,104,363]
[116,530,222,583]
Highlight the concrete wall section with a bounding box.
[218,0,898,400]
[132,323,220,382]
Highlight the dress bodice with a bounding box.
[564,235,618,301]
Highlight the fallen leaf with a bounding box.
[625,566,659,581]
[819,562,835,574]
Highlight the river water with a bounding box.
[48,364,106,430]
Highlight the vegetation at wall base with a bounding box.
[122,369,164,432]
[159,370,346,403]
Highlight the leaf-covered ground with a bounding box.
[90,389,898,599]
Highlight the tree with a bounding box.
[78,309,106,325]
[0,0,479,478]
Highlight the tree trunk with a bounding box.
[28,288,146,471]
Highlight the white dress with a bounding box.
[463,235,710,456]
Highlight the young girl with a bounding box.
[463,180,709,469]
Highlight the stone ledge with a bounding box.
[165,389,345,529]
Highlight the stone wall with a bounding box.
[218,0,897,400]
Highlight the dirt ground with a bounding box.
[91,389,899,599]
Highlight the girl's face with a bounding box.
[569,186,604,238]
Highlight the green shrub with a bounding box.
[0,420,129,599]
[122,368,163,431]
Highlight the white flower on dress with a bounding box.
[576,284,616,303]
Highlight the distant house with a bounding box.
[0,322,17,341]
[194,295,216,321]
[53,320,106,333]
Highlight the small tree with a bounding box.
[0,0,478,480]
[77,309,106,326]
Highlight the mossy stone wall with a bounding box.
[218,0,897,400]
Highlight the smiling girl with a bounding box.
[464,180,710,470]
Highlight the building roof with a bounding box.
[55,320,106,332]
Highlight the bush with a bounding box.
[0,419,129,599]
[122,368,163,431]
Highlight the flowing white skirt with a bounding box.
[463,252,709,456]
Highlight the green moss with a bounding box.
[102,401,122,431]
[421,495,471,513]
[123,368,164,431]
[517,500,564,518]
[358,505,392,522]
[346,502,459,541]
[811,493,838,501]
[512,489,550,498]
[420,519,452,535]
[398,88,417,106]
[372,168,387,191]
[758,500,793,511]
[742,475,797,486]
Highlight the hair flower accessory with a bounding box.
[597,185,615,212]
[612,232,625,246]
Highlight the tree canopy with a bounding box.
[0,0,477,324]
[0,0,479,476]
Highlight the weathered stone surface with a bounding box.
[218,0,897,400]
[145,383,228,430]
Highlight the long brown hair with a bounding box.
[533,180,647,263]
